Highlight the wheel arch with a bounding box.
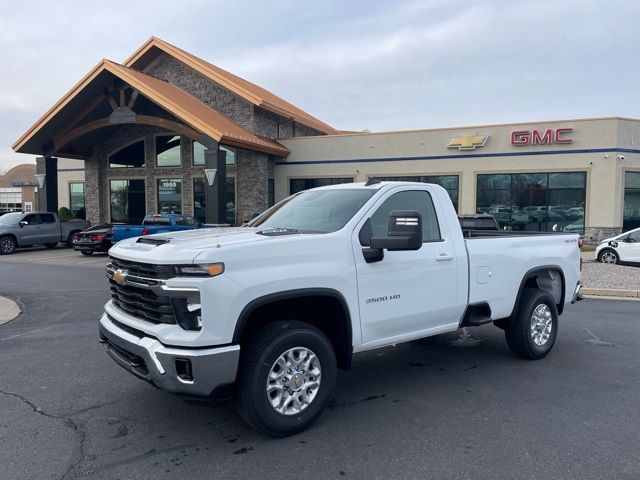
[510,265,566,318]
[233,288,353,371]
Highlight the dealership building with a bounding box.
[12,37,640,241]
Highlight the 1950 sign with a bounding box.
[510,128,573,146]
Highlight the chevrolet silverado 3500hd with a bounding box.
[99,181,582,436]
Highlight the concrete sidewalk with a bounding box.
[0,296,21,325]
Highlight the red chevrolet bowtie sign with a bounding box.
[511,128,573,146]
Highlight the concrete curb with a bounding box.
[581,288,640,298]
[0,296,21,325]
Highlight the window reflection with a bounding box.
[477,172,586,233]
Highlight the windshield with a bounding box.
[249,189,375,233]
[0,212,22,225]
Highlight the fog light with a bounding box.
[175,358,193,382]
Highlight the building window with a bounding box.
[624,172,640,231]
[156,135,181,167]
[69,182,85,218]
[193,177,236,225]
[0,187,22,214]
[157,178,182,214]
[290,177,353,194]
[193,142,236,166]
[110,179,145,223]
[371,175,459,211]
[109,140,145,168]
[476,172,586,233]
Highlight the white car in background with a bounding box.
[595,227,640,264]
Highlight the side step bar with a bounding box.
[460,303,493,327]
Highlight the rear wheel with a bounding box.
[598,249,619,264]
[66,231,79,248]
[237,320,337,437]
[505,288,558,360]
[0,236,17,255]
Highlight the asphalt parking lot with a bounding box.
[0,254,639,480]
[0,246,110,269]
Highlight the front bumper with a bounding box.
[98,314,240,396]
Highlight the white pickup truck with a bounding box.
[99,181,582,436]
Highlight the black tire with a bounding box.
[0,236,17,255]
[597,248,619,265]
[236,320,337,437]
[44,242,58,248]
[80,251,93,256]
[505,288,558,360]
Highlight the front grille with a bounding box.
[109,256,174,279]
[109,278,176,324]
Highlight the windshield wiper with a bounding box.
[256,227,300,236]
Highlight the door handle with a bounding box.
[436,253,453,261]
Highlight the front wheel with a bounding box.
[236,320,337,437]
[505,288,558,360]
[598,249,619,264]
[0,236,17,255]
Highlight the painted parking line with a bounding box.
[27,253,81,262]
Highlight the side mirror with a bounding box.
[370,210,423,251]
[19,220,28,228]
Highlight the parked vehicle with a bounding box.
[73,224,116,255]
[0,212,90,255]
[99,181,582,436]
[458,214,499,231]
[595,227,640,264]
[111,214,200,242]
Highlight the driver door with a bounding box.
[20,214,41,243]
[352,187,463,348]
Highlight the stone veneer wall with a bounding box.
[583,227,623,244]
[235,149,270,224]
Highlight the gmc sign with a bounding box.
[511,128,573,146]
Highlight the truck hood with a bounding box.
[109,227,271,264]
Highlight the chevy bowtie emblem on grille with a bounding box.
[448,134,489,150]
[113,269,128,285]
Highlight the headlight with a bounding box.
[175,263,224,277]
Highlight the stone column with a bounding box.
[236,149,269,224]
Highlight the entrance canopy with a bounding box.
[13,59,290,159]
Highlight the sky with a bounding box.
[0,0,639,171]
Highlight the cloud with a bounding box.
[0,0,638,170]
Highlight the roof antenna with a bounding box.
[365,178,381,186]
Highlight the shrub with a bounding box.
[58,207,75,221]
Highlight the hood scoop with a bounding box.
[136,237,170,246]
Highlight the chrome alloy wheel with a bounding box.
[0,238,15,254]
[601,251,617,264]
[530,304,553,346]
[266,347,321,416]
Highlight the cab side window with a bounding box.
[369,190,441,242]
[39,214,56,223]
[23,214,39,225]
